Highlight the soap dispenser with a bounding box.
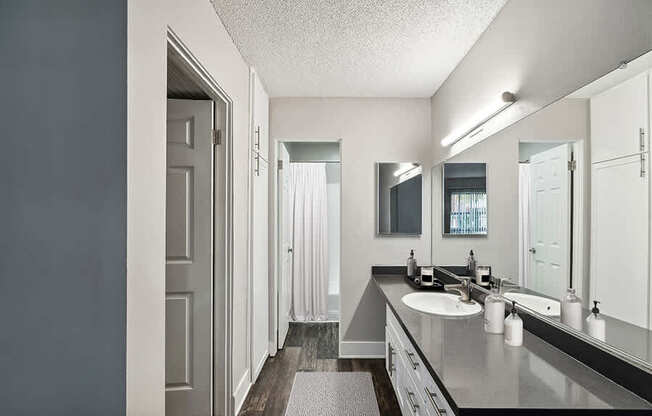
[561,288,583,331]
[504,301,523,347]
[586,300,606,341]
[467,250,476,275]
[484,285,505,334]
[407,249,417,278]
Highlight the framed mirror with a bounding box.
[431,49,652,372]
[376,162,422,235]
[442,163,487,236]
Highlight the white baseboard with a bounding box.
[252,351,268,382]
[233,369,251,415]
[339,341,385,358]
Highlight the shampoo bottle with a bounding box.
[586,300,606,342]
[561,288,583,331]
[407,249,417,277]
[484,287,505,334]
[467,250,476,275]
[504,301,523,347]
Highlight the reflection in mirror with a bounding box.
[432,50,652,368]
[377,162,422,235]
[442,163,487,235]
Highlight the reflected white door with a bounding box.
[591,154,649,328]
[166,99,213,415]
[278,143,291,349]
[529,143,571,299]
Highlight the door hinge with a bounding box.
[212,129,222,145]
[567,160,576,171]
[278,159,284,170]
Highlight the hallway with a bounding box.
[239,323,400,415]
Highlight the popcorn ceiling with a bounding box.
[210,0,507,97]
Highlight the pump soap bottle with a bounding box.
[467,250,476,276]
[484,286,505,334]
[407,250,417,278]
[561,288,583,331]
[504,301,523,347]
[586,300,606,341]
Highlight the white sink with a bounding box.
[401,292,482,317]
[503,292,560,316]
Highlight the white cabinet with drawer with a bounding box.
[385,305,454,416]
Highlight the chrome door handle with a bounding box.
[404,387,419,413]
[528,248,536,254]
[425,387,447,416]
[404,350,419,370]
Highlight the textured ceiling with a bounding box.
[210,0,507,97]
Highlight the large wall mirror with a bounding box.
[432,50,652,371]
[377,162,422,235]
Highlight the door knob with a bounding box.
[529,248,536,254]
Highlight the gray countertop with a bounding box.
[373,274,652,414]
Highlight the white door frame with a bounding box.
[167,29,235,416]
[519,139,586,302]
[269,138,342,357]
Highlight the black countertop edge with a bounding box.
[372,275,652,415]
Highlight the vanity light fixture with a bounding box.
[440,91,517,147]
[393,163,418,177]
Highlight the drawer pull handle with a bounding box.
[404,387,419,413]
[425,387,447,416]
[404,350,419,370]
[388,343,395,376]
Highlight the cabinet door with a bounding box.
[251,72,269,159]
[252,156,269,380]
[591,72,648,163]
[591,154,649,328]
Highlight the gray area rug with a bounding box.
[285,372,380,416]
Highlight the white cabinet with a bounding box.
[591,155,649,328]
[251,70,269,158]
[590,72,648,163]
[385,306,454,416]
[250,68,270,381]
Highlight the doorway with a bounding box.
[275,141,341,352]
[165,35,230,416]
[518,140,585,299]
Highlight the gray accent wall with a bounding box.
[0,1,127,414]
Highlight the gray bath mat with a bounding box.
[285,372,380,416]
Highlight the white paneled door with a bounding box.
[591,154,649,328]
[529,143,572,299]
[166,99,213,415]
[252,152,269,381]
[278,143,292,349]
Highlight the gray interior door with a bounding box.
[166,99,213,415]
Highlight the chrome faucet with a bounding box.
[444,277,474,304]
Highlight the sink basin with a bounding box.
[503,292,560,316]
[401,292,482,317]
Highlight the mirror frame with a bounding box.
[375,161,423,237]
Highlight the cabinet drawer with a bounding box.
[398,352,427,416]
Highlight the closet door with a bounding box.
[591,154,649,328]
[591,72,648,163]
[252,154,269,381]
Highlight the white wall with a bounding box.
[431,0,652,164]
[127,0,251,414]
[432,99,589,280]
[270,98,431,352]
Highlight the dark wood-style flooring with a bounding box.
[238,322,401,416]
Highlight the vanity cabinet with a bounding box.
[386,306,453,416]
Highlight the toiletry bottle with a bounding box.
[560,288,583,330]
[586,300,606,342]
[467,250,476,276]
[484,286,505,334]
[504,301,523,346]
[407,249,417,277]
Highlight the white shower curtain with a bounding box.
[289,163,329,321]
[518,163,531,287]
